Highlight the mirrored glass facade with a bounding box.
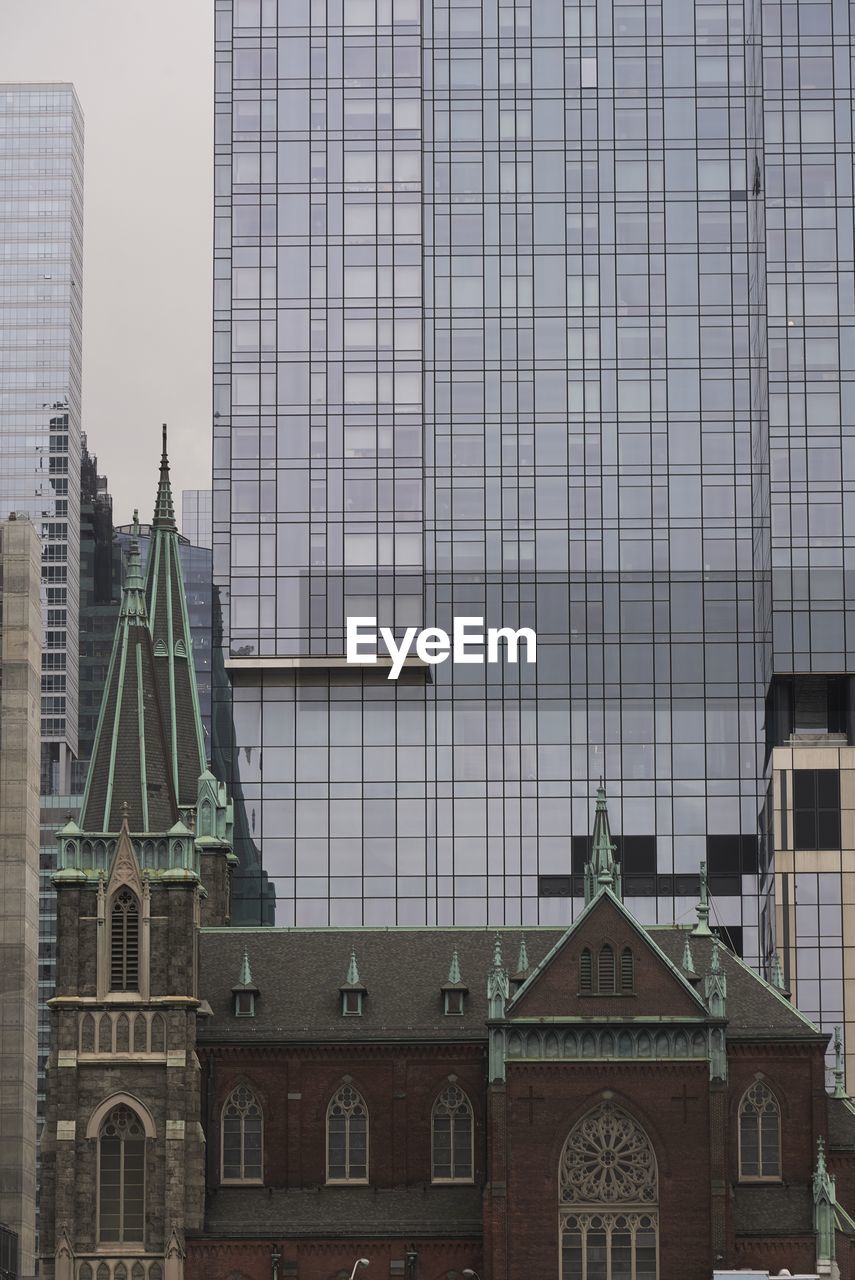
[182,487,214,549]
[212,0,854,951]
[0,84,84,792]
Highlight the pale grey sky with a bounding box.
[1,0,214,526]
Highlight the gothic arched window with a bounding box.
[327,1085,368,1183]
[98,1104,146,1243]
[559,1102,658,1280]
[432,1085,474,1182]
[739,1081,781,1181]
[598,944,616,993]
[110,889,139,992]
[221,1085,263,1183]
[579,948,593,994]
[621,947,635,992]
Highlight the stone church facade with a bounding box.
[39,444,855,1280]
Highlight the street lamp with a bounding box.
[349,1259,370,1280]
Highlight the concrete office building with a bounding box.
[0,516,43,1277]
[211,0,855,1079]
[0,84,84,798]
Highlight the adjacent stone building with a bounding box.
[39,449,855,1280]
[0,515,42,1276]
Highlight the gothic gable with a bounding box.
[508,891,708,1022]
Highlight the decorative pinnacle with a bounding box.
[238,947,253,987]
[153,422,176,530]
[516,934,530,975]
[682,935,696,976]
[346,948,361,986]
[691,861,712,936]
[448,949,462,985]
[816,1134,828,1179]
[710,934,721,974]
[771,950,787,993]
[120,800,130,824]
[586,782,621,902]
[834,1026,847,1099]
[492,931,504,970]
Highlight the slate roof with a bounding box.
[198,1186,483,1239]
[828,1096,855,1151]
[198,924,822,1044]
[731,1184,813,1236]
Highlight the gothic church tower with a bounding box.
[40,435,234,1280]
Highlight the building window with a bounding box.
[444,989,464,1015]
[793,769,840,850]
[110,889,140,992]
[221,1085,263,1183]
[579,948,593,993]
[342,989,363,1015]
[327,1085,368,1183]
[560,1103,658,1280]
[598,944,616,993]
[432,1085,474,1182]
[234,990,255,1017]
[739,1081,781,1181]
[98,1104,146,1243]
[620,947,634,993]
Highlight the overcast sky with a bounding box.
[1,1,213,527]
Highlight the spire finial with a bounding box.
[153,421,176,529]
[448,949,462,985]
[239,947,253,987]
[682,935,696,976]
[346,948,361,986]
[584,783,621,903]
[710,933,721,973]
[492,931,503,969]
[771,950,787,994]
[120,799,130,825]
[834,1025,847,1098]
[516,934,530,976]
[691,861,712,936]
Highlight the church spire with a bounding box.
[144,424,207,806]
[78,510,178,834]
[153,422,176,530]
[584,782,622,904]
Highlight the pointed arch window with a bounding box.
[432,1085,474,1183]
[110,890,140,992]
[98,1104,146,1243]
[739,1081,781,1181]
[327,1085,368,1183]
[620,947,635,993]
[221,1085,263,1183]
[560,1102,658,1280]
[579,948,593,994]
[598,943,616,993]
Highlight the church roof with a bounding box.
[197,925,824,1044]
[198,1185,483,1240]
[827,1096,855,1151]
[144,424,207,807]
[79,521,178,833]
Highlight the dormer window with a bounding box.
[342,989,363,1016]
[444,989,464,1016]
[235,990,255,1017]
[579,944,635,995]
[620,947,634,992]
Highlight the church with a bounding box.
[39,444,855,1280]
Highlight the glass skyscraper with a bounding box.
[212,0,855,1033]
[182,486,214,549]
[0,84,84,795]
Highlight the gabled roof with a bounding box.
[144,424,207,806]
[79,524,178,834]
[197,925,823,1044]
[507,886,710,1019]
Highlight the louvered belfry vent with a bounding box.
[111,889,140,991]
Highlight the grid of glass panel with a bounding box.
[212,0,854,949]
[0,85,84,784]
[182,487,214,549]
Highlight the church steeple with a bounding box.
[144,423,207,807]
[77,513,178,835]
[584,783,622,904]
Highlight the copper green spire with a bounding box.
[771,950,787,993]
[448,950,462,985]
[346,949,361,986]
[584,782,621,903]
[813,1136,837,1265]
[515,934,530,975]
[153,422,176,530]
[691,861,712,936]
[682,935,696,977]
[121,511,146,620]
[238,947,253,987]
[834,1026,847,1099]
